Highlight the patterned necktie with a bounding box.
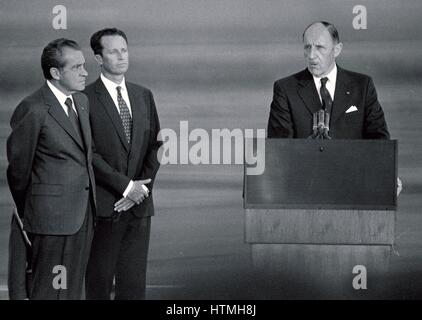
[64,97,83,145]
[320,77,333,113]
[116,86,132,144]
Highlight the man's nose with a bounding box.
[81,67,88,77]
[308,47,317,59]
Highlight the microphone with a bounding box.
[322,111,331,139]
[308,110,332,139]
[309,112,319,139]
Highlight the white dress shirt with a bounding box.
[46,80,77,116]
[312,64,337,104]
[100,73,132,116]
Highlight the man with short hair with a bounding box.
[84,28,161,300]
[267,21,390,139]
[7,38,96,299]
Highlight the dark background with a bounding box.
[0,0,421,299]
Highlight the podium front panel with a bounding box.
[244,139,397,210]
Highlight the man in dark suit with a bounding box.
[84,28,161,300]
[267,21,390,139]
[7,38,96,299]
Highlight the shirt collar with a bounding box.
[312,64,337,85]
[46,80,73,105]
[100,73,127,94]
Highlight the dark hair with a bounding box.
[303,21,340,44]
[90,27,128,56]
[41,38,81,79]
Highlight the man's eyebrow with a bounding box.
[106,48,125,51]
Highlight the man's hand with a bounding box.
[114,197,136,212]
[126,179,151,204]
[397,177,403,196]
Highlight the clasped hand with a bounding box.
[114,179,151,212]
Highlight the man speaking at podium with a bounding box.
[267,21,390,140]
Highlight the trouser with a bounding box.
[27,202,94,300]
[85,213,151,300]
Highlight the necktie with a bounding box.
[320,77,333,113]
[64,97,84,145]
[116,86,132,144]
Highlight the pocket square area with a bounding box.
[346,106,358,113]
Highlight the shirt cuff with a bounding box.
[123,180,134,197]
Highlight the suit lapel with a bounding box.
[297,69,322,115]
[126,83,147,176]
[95,79,130,152]
[42,85,85,151]
[331,67,353,124]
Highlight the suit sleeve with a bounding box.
[7,101,43,216]
[136,90,162,190]
[92,141,132,195]
[363,77,390,139]
[267,81,294,138]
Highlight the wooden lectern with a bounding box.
[244,139,397,298]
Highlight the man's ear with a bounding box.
[94,54,103,65]
[50,67,61,80]
[334,42,343,58]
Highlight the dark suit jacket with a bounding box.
[267,66,390,139]
[84,78,161,218]
[7,84,96,235]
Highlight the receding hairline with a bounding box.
[59,46,84,61]
[302,21,341,44]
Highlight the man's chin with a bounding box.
[74,84,86,92]
[115,64,128,73]
[308,66,322,77]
